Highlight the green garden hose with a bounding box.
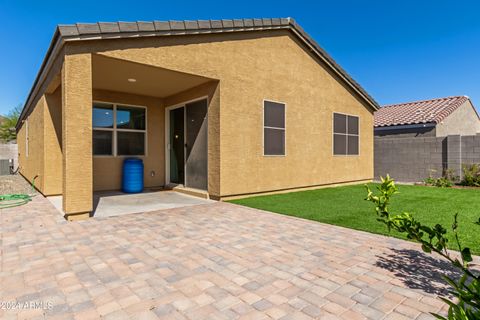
[0,193,33,208]
[0,175,37,209]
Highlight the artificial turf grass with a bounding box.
[229,183,480,254]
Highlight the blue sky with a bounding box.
[0,0,479,115]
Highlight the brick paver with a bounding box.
[0,195,454,319]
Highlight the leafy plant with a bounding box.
[461,164,480,187]
[425,169,457,188]
[366,175,480,319]
[0,105,21,143]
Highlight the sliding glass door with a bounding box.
[169,107,185,184]
[168,99,208,190]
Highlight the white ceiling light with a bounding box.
[128,78,137,83]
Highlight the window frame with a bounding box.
[332,112,360,156]
[93,101,148,158]
[262,99,287,157]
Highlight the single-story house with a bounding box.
[16,17,378,220]
[374,96,480,182]
[374,96,480,137]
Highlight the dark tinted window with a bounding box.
[333,134,347,155]
[333,113,359,155]
[264,101,285,128]
[264,128,285,155]
[93,103,146,156]
[93,130,113,155]
[348,135,359,155]
[264,101,286,155]
[117,132,145,156]
[117,106,146,130]
[348,116,359,135]
[333,113,347,134]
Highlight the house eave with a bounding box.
[374,122,436,131]
[17,18,379,130]
[16,28,64,130]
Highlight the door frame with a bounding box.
[164,95,209,189]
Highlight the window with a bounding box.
[333,113,359,155]
[264,100,285,156]
[92,102,146,156]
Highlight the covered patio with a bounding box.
[41,53,220,219]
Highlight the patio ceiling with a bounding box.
[92,54,213,98]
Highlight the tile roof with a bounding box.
[56,18,291,36]
[17,18,379,129]
[374,96,470,128]
[55,18,378,110]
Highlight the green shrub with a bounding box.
[461,164,480,187]
[424,169,456,188]
[366,176,480,319]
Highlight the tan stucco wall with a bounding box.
[18,97,46,192]
[43,88,63,195]
[17,89,63,197]
[436,100,480,137]
[61,52,92,215]
[17,47,64,197]
[67,30,374,197]
[92,90,165,191]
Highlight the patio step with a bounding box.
[166,184,210,199]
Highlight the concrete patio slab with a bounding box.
[0,195,453,319]
[47,190,214,218]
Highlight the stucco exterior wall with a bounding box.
[44,87,63,195]
[17,89,63,196]
[68,30,374,197]
[436,100,480,137]
[61,52,92,216]
[18,97,46,192]
[92,90,165,191]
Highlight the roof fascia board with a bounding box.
[17,29,64,130]
[374,122,436,131]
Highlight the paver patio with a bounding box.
[0,195,454,319]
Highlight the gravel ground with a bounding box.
[0,175,37,195]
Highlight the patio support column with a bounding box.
[208,83,221,198]
[61,53,93,220]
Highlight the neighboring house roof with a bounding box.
[17,17,378,129]
[374,96,472,128]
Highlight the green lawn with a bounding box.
[229,183,480,254]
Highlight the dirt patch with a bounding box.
[0,175,37,195]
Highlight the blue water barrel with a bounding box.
[122,158,144,193]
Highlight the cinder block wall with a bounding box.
[0,144,18,169]
[461,135,480,165]
[375,136,446,182]
[375,134,480,182]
